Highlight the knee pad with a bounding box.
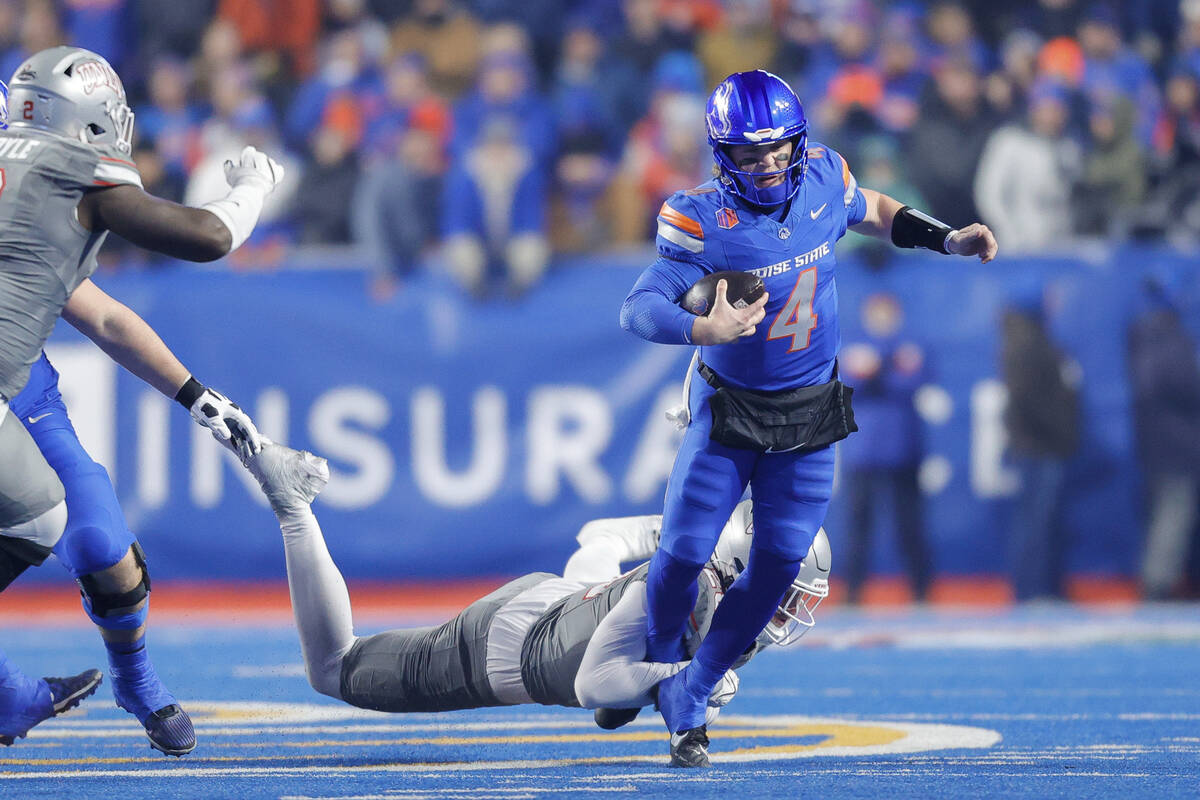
[57,520,134,580]
[78,542,151,630]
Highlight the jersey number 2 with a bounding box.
[767,266,818,352]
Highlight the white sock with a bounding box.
[278,509,356,699]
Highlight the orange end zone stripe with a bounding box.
[0,575,1144,629]
[658,203,703,238]
[0,578,512,627]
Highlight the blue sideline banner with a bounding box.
[24,246,1200,582]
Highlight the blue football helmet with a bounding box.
[706,70,808,207]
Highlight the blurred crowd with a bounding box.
[3,0,1198,295]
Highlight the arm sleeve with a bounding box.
[573,583,684,709]
[619,257,709,344]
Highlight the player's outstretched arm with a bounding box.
[574,584,683,710]
[851,188,998,263]
[243,442,349,701]
[80,184,232,261]
[63,279,264,457]
[79,146,284,262]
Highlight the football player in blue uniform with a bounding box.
[620,70,997,767]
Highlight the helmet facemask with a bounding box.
[759,573,827,647]
[90,96,135,154]
[713,131,808,207]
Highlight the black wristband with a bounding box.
[174,376,205,409]
[891,206,954,254]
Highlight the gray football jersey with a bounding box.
[519,562,728,707]
[0,129,141,398]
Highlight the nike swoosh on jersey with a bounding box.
[27,412,53,423]
[809,203,827,220]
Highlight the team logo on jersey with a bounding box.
[75,60,124,99]
[715,207,740,229]
[778,227,791,240]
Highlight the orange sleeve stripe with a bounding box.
[99,156,136,167]
[658,203,703,238]
[841,155,852,190]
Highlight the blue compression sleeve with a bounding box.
[619,258,709,345]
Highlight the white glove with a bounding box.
[223,145,284,194]
[176,377,263,461]
[202,146,283,251]
[246,439,329,516]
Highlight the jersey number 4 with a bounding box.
[767,266,818,352]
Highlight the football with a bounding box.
[679,270,766,316]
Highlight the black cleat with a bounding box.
[669,725,710,768]
[0,669,103,746]
[594,706,642,730]
[144,704,196,757]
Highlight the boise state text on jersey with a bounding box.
[656,143,866,392]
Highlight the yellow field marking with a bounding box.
[0,722,906,768]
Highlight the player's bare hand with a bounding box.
[947,223,998,263]
[223,146,285,194]
[693,279,769,345]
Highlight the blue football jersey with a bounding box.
[653,143,866,391]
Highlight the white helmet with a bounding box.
[711,499,831,647]
[7,46,134,153]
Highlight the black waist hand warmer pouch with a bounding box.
[699,362,858,453]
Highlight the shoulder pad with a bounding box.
[90,144,142,189]
[657,193,706,255]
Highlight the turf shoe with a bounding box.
[0,668,103,746]
[594,706,642,730]
[669,725,711,768]
[143,704,196,757]
[110,657,195,756]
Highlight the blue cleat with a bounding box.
[142,704,196,757]
[111,659,196,756]
[0,668,103,746]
